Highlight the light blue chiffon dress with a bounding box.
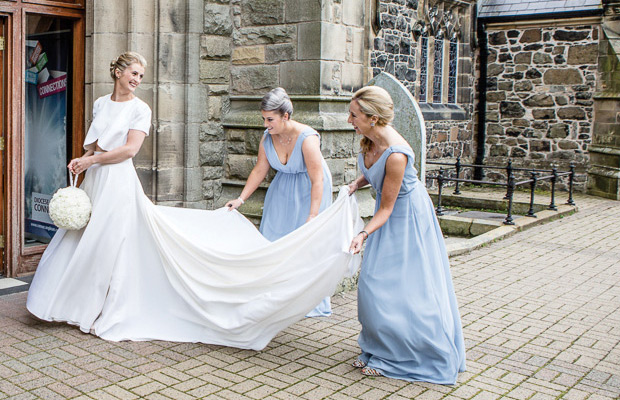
[260,127,333,317]
[357,145,466,384]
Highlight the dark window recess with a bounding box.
[419,33,428,103]
[448,38,458,104]
[432,37,443,104]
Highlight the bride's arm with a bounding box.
[69,130,146,174]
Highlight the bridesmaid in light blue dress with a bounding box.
[348,86,466,384]
[226,87,333,317]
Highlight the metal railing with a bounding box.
[426,158,576,225]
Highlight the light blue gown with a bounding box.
[260,127,333,317]
[357,145,466,384]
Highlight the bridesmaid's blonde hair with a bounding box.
[110,52,147,80]
[352,86,394,155]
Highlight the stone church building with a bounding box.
[1,0,619,276]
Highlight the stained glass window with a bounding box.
[448,38,458,104]
[432,36,443,104]
[419,33,428,103]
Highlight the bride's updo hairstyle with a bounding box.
[352,86,395,155]
[261,87,294,119]
[110,52,147,81]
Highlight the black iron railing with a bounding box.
[426,158,576,225]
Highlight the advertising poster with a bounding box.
[24,31,70,242]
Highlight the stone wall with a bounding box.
[483,24,598,189]
[588,2,620,200]
[370,0,476,170]
[203,0,368,210]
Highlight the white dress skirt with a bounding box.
[27,158,362,350]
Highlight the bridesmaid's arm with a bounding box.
[349,153,407,254]
[301,135,324,222]
[69,130,146,174]
[226,138,271,210]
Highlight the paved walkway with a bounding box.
[0,193,619,399]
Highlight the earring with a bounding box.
[370,122,375,127]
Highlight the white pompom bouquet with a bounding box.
[49,172,92,230]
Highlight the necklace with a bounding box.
[277,134,293,146]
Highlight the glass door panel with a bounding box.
[24,16,73,246]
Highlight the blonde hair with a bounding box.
[352,86,394,154]
[109,52,147,80]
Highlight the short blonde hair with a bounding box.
[352,86,394,154]
[110,52,147,80]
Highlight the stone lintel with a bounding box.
[222,95,352,131]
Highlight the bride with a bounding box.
[26,52,362,350]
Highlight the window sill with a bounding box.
[419,103,468,121]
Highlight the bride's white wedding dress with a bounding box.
[27,95,363,351]
[27,156,362,350]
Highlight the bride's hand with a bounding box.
[68,157,94,175]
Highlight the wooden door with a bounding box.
[0,16,5,276]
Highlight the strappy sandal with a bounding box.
[351,358,366,368]
[361,366,383,377]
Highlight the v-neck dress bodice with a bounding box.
[261,127,334,317]
[356,145,466,384]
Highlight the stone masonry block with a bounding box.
[204,3,232,35]
[187,84,209,124]
[230,65,278,94]
[341,63,365,94]
[201,121,226,141]
[544,69,582,85]
[241,0,284,26]
[297,23,321,60]
[265,43,296,63]
[232,46,266,65]
[226,154,258,180]
[285,0,321,22]
[350,28,364,64]
[568,44,598,65]
[156,123,185,168]
[298,23,346,61]
[280,61,320,94]
[200,141,226,166]
[92,34,127,82]
[234,26,296,46]
[157,84,186,122]
[158,33,187,83]
[158,0,186,34]
[200,60,231,83]
[184,166,204,203]
[93,1,128,33]
[186,123,201,168]
[201,35,232,59]
[157,167,185,201]
[343,0,364,26]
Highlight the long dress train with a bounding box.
[27,156,362,350]
[356,145,466,384]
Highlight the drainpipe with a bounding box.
[474,19,487,181]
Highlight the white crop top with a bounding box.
[83,94,152,151]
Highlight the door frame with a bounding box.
[0,1,84,277]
